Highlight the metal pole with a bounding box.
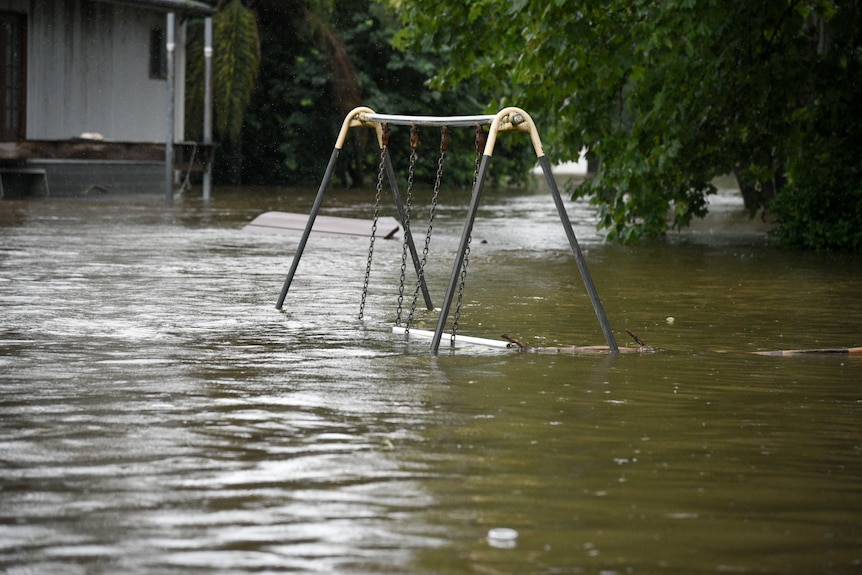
[165,12,176,202]
[202,16,213,201]
[383,151,433,310]
[275,147,340,309]
[538,155,618,352]
[430,154,492,353]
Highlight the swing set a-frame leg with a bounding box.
[430,154,491,353]
[538,155,618,353]
[275,147,338,310]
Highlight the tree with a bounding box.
[391,0,862,249]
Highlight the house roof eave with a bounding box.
[92,0,216,17]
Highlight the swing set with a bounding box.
[275,106,619,354]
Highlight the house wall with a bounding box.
[22,0,187,143]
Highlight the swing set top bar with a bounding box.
[360,113,497,127]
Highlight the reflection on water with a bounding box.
[1,188,861,574]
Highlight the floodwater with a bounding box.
[1,185,860,574]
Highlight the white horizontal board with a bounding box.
[392,326,514,349]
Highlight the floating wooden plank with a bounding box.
[752,347,862,356]
[520,344,651,354]
[242,211,400,239]
[505,332,658,354]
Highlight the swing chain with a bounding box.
[451,238,471,341]
[406,126,449,330]
[450,125,485,340]
[359,124,389,320]
[419,128,449,266]
[396,125,420,326]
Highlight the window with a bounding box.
[149,27,166,79]
[0,12,26,140]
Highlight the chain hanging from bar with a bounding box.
[359,124,390,320]
[450,124,486,341]
[395,125,420,326]
[406,126,450,332]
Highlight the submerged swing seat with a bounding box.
[243,211,400,239]
[275,106,620,355]
[391,327,661,354]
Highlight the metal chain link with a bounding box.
[359,126,389,320]
[451,238,471,341]
[395,126,420,326]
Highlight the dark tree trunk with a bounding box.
[734,165,785,215]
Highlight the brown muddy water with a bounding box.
[1,186,861,574]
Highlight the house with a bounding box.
[0,0,214,198]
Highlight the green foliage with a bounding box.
[770,142,862,252]
[769,31,862,251]
[392,0,862,250]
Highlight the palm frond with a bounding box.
[214,0,260,142]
